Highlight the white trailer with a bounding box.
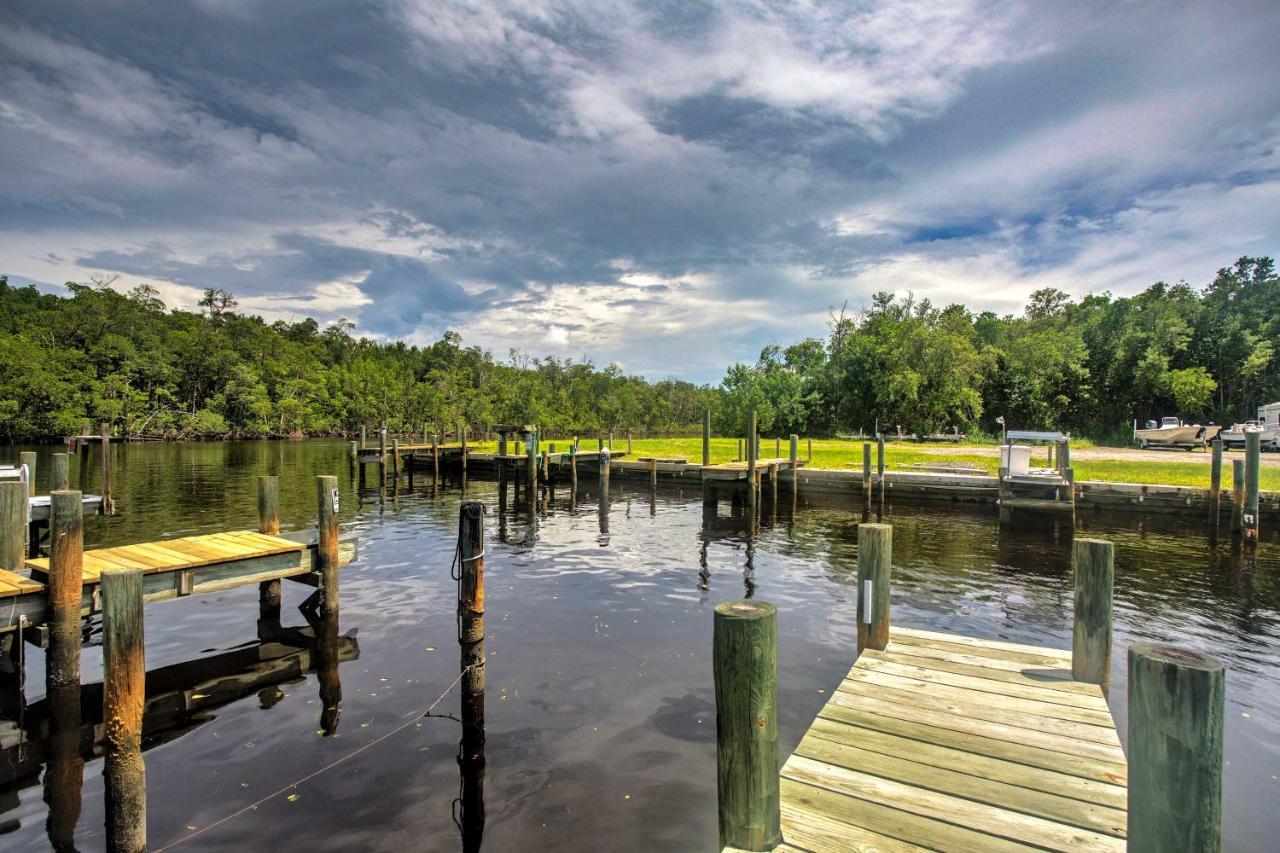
[1259,403,1280,449]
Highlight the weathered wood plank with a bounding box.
[853,656,1109,711]
[861,648,1104,697]
[891,627,1074,661]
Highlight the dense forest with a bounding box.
[0,256,1276,443]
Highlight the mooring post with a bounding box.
[49,452,69,493]
[101,566,146,853]
[1071,538,1113,685]
[20,451,37,497]
[746,409,758,522]
[768,462,778,508]
[379,422,388,489]
[857,523,892,652]
[703,410,712,467]
[432,433,440,482]
[712,600,780,852]
[569,443,578,493]
[877,435,886,504]
[46,491,85,852]
[359,425,367,449]
[598,435,604,451]
[1,481,23,573]
[627,431,633,455]
[458,499,487,851]
[736,438,743,462]
[862,443,872,509]
[392,438,401,478]
[1127,644,1224,852]
[599,447,610,494]
[99,423,114,514]
[317,475,340,614]
[649,456,658,489]
[348,440,358,473]
[460,425,468,480]
[257,475,282,629]
[1230,459,1244,533]
[807,438,813,462]
[1244,430,1261,543]
[1209,438,1223,524]
[526,431,537,485]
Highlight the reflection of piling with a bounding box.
[102,567,146,853]
[457,500,487,846]
[712,600,780,851]
[1128,645,1224,851]
[1244,431,1261,544]
[857,523,891,652]
[46,491,85,852]
[1071,539,1113,685]
[432,434,440,483]
[258,476,282,629]
[51,452,71,492]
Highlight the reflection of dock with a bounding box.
[779,627,1126,850]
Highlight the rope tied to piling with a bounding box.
[452,500,487,643]
[155,662,476,852]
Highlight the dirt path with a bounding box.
[908,442,1280,467]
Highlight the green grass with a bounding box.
[518,436,1279,491]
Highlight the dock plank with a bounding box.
[775,627,1127,851]
[27,531,305,582]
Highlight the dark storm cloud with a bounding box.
[2,0,1278,380]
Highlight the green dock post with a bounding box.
[101,566,147,853]
[1209,439,1223,524]
[1244,431,1260,543]
[703,409,712,467]
[713,600,781,852]
[1127,644,1224,852]
[0,481,23,572]
[857,523,892,652]
[20,451,36,496]
[1071,538,1113,685]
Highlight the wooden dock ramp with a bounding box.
[779,626,1126,852]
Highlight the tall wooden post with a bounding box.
[460,425,468,480]
[432,434,440,483]
[703,410,712,467]
[862,443,872,509]
[1127,645,1224,852]
[569,444,578,493]
[857,523,892,652]
[1230,459,1244,533]
[359,425,367,449]
[20,451,37,496]
[1058,439,1071,476]
[317,475,339,615]
[498,430,508,457]
[392,438,400,478]
[348,440,358,473]
[650,457,658,489]
[1244,431,1261,543]
[768,462,778,508]
[807,438,813,462]
[746,409,758,522]
[101,567,146,853]
[627,431,633,455]
[0,481,24,572]
[46,495,85,852]
[378,423,388,489]
[1209,439,1223,524]
[877,435,886,507]
[258,476,282,627]
[713,600,780,852]
[526,430,537,485]
[458,500,486,852]
[788,435,799,485]
[1072,538,1113,685]
[99,423,113,514]
[599,447,610,494]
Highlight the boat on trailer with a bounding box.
[1134,417,1221,450]
[1223,403,1280,450]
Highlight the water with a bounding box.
[2,440,1277,851]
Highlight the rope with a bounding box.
[155,663,474,852]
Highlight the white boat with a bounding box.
[1134,417,1221,449]
[1221,420,1278,448]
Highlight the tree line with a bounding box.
[0,256,1275,443]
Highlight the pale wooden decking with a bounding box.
[781,626,1126,852]
[702,458,805,481]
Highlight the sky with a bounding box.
[2,1,1278,383]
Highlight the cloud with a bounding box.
[1,1,1278,381]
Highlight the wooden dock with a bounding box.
[702,458,805,481]
[777,626,1126,851]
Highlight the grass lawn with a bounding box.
[497,435,1279,491]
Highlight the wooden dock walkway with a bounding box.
[702,457,804,481]
[778,626,1126,852]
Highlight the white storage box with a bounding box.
[1000,444,1032,476]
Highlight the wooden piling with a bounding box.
[857,523,892,652]
[348,440,358,472]
[877,435,885,506]
[526,431,537,485]
[599,447,610,494]
[703,410,712,467]
[458,499,487,852]
[1244,430,1261,543]
[1127,644,1224,852]
[1209,439,1223,523]
[807,438,813,462]
[101,567,146,853]
[712,600,780,852]
[569,444,578,492]
[737,438,743,462]
[774,437,780,457]
[316,475,340,614]
[1231,459,1244,533]
[258,476,282,624]
[650,457,658,489]
[460,426,468,479]
[379,423,388,488]
[1071,538,1113,685]
[100,422,113,514]
[19,450,37,497]
[432,434,440,482]
[627,431,633,455]
[0,481,24,572]
[391,438,400,478]
[862,443,872,508]
[359,425,367,449]
[746,410,758,521]
[1058,439,1071,476]
[47,491,84,694]
[768,462,778,507]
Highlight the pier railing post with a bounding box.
[316,475,339,614]
[713,600,781,852]
[0,481,22,573]
[1071,538,1113,685]
[1128,645,1224,852]
[1244,430,1261,543]
[101,566,146,853]
[1209,439,1223,524]
[857,523,892,652]
[703,410,712,467]
[20,451,36,497]
[1230,459,1244,533]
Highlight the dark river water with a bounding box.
[2,440,1277,851]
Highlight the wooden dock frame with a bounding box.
[998,432,1076,526]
